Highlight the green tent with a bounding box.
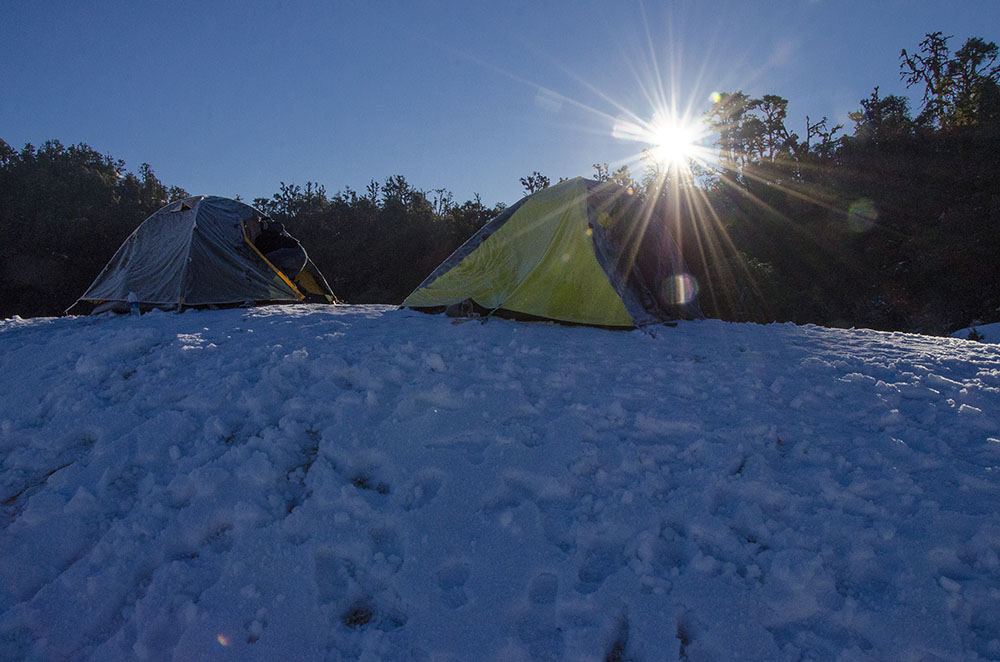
[403,177,701,327]
[67,196,337,314]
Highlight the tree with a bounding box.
[804,115,843,160]
[847,87,914,144]
[900,31,954,127]
[592,163,638,192]
[260,173,501,305]
[706,91,802,181]
[707,91,758,175]
[951,37,1000,126]
[901,32,1000,128]
[254,181,328,218]
[0,139,188,317]
[0,139,14,168]
[519,171,550,194]
[750,94,798,163]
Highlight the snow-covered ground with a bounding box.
[1,305,999,661]
[953,322,1000,345]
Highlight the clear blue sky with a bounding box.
[3,1,997,207]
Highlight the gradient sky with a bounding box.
[3,1,997,207]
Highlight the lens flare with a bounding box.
[662,274,699,305]
[217,634,230,646]
[847,198,877,232]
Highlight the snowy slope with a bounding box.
[1,305,999,661]
[953,323,1000,344]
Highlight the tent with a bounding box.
[67,196,337,314]
[403,177,701,327]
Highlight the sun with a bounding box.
[647,114,702,168]
[613,110,707,172]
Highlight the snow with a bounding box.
[953,322,1000,344]
[1,304,999,661]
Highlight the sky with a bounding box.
[3,1,999,207]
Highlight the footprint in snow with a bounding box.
[401,469,444,511]
[423,430,490,465]
[436,560,471,609]
[528,572,558,606]
[313,549,352,605]
[370,525,404,572]
[576,542,622,595]
[244,606,268,644]
[341,598,408,631]
[516,610,565,661]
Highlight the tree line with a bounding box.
[0,140,503,317]
[1,32,997,335]
[521,32,1000,334]
[0,140,188,318]
[696,32,1000,333]
[251,179,503,304]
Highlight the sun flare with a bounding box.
[647,114,702,168]
[612,110,707,173]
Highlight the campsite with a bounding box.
[4,178,998,657]
[4,2,1000,660]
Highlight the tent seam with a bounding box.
[175,197,203,308]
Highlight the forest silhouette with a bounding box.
[1,32,997,335]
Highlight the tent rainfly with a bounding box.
[403,177,702,327]
[67,196,337,314]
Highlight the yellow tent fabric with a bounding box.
[404,179,636,327]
